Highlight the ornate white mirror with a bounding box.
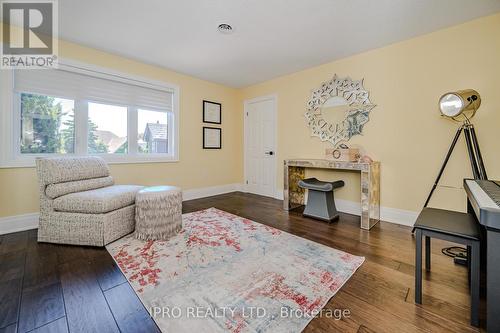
[319,95,350,126]
[305,75,375,147]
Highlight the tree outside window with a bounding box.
[20,93,108,154]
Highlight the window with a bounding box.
[88,102,128,154]
[0,61,179,167]
[138,109,169,154]
[20,93,75,154]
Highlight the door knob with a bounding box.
[265,151,274,156]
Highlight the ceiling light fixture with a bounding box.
[217,23,233,34]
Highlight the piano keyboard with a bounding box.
[464,179,498,220]
[477,180,500,207]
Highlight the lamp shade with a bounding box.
[438,89,481,120]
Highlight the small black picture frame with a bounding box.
[203,100,222,124]
[203,127,222,149]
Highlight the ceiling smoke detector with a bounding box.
[217,23,233,34]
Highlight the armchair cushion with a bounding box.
[46,176,115,199]
[53,185,143,214]
[37,156,110,185]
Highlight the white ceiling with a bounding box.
[59,0,500,88]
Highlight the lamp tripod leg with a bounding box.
[412,126,463,234]
[423,125,463,208]
[413,123,487,234]
[413,125,463,234]
[464,125,480,179]
[469,125,487,180]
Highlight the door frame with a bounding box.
[243,94,278,198]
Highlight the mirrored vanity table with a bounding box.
[284,159,380,230]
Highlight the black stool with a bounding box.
[298,178,344,221]
[414,207,480,327]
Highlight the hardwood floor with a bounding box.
[0,192,483,333]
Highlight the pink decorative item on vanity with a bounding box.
[107,208,364,333]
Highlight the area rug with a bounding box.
[106,208,364,333]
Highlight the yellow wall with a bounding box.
[0,39,243,217]
[1,13,499,219]
[239,13,500,213]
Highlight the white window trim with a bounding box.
[0,58,180,168]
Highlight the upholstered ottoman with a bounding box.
[134,186,183,240]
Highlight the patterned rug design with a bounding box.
[106,208,364,333]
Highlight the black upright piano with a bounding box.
[464,179,500,332]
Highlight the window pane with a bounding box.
[138,109,168,154]
[20,93,75,154]
[88,102,128,154]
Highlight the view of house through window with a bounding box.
[20,93,75,154]
[88,102,128,154]
[138,109,168,153]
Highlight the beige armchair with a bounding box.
[36,156,143,246]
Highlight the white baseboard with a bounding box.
[380,206,419,227]
[275,190,284,200]
[0,212,39,235]
[273,192,418,227]
[0,184,418,235]
[182,183,242,201]
[0,183,244,235]
[335,199,361,216]
[335,199,418,227]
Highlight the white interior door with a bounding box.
[244,96,277,198]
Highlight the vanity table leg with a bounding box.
[284,164,290,210]
[370,162,381,225]
[284,165,305,210]
[360,162,380,230]
[360,170,370,229]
